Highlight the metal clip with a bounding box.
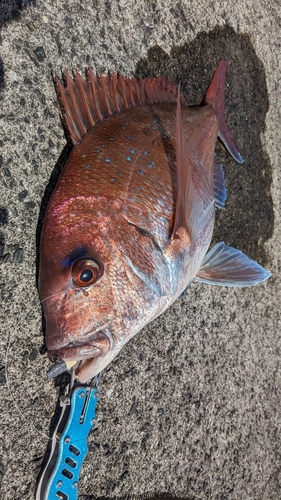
[35,371,100,500]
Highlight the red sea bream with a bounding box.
[39,60,271,382]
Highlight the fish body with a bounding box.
[39,61,270,382]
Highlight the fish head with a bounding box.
[39,202,115,381]
[39,196,167,382]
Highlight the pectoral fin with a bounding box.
[213,160,226,209]
[171,87,214,251]
[195,242,271,287]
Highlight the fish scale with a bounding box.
[56,105,176,216]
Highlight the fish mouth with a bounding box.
[47,330,111,362]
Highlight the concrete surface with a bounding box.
[0,1,280,499]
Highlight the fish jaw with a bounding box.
[42,282,118,375]
[75,344,121,382]
[47,328,113,381]
[47,329,112,361]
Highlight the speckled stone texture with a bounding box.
[0,1,280,499]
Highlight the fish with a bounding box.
[39,60,271,383]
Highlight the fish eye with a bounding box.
[80,269,94,283]
[72,259,100,288]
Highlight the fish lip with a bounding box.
[47,329,112,362]
[64,330,107,348]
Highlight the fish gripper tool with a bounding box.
[35,372,100,500]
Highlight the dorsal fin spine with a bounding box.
[133,77,143,105]
[55,69,187,144]
[120,74,129,109]
[111,73,120,112]
[65,72,87,139]
[129,80,135,107]
[139,80,145,102]
[139,80,146,105]
[146,80,155,103]
[56,76,80,143]
[74,70,94,129]
[89,68,103,121]
[166,80,172,102]
[133,78,142,105]
[99,72,111,115]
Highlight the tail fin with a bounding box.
[205,60,243,164]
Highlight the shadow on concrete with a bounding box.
[0,0,35,90]
[0,56,4,91]
[135,25,274,268]
[0,206,8,263]
[0,0,34,29]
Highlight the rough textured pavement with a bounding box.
[0,1,280,499]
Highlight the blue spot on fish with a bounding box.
[62,247,87,268]
[110,137,114,141]
[148,161,155,168]
[105,158,111,163]
[84,164,90,169]
[139,170,144,176]
[143,150,148,155]
[152,125,157,130]
[153,118,158,123]
[111,178,115,182]
[126,156,132,161]
[126,136,132,140]
[130,149,135,154]
[120,171,123,176]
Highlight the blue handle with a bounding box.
[44,386,98,500]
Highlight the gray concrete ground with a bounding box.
[0,1,280,499]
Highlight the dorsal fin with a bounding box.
[55,69,187,145]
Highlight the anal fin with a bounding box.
[195,242,271,287]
